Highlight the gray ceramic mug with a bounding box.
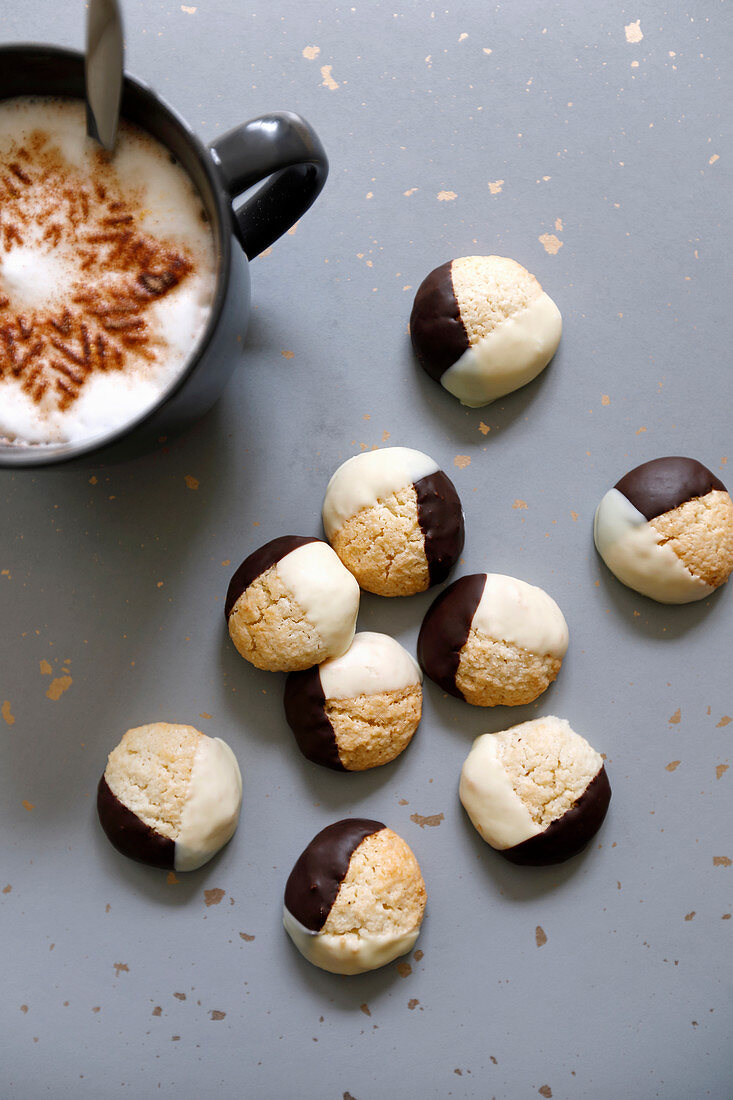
[0,44,328,467]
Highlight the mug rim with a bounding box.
[0,43,233,467]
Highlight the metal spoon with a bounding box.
[85,0,124,152]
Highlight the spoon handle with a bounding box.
[85,0,124,152]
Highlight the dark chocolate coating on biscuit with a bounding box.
[414,470,465,586]
[283,667,346,771]
[284,818,385,931]
[501,766,611,867]
[225,535,319,619]
[615,457,725,522]
[97,775,175,869]
[410,260,470,381]
[417,573,487,698]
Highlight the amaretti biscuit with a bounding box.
[417,573,568,706]
[459,716,611,865]
[283,818,426,975]
[322,447,465,596]
[284,632,422,771]
[225,535,360,671]
[97,723,242,872]
[410,255,562,408]
[594,456,733,604]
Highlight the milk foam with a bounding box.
[0,97,217,446]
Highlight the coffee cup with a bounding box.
[0,44,328,467]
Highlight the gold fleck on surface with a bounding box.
[22,800,34,811]
[713,856,731,867]
[625,20,643,43]
[478,422,490,435]
[409,812,444,828]
[113,962,129,976]
[601,394,610,406]
[210,1010,226,1020]
[539,233,562,255]
[39,659,52,675]
[716,716,731,727]
[709,154,720,165]
[535,926,547,947]
[513,499,528,510]
[408,998,420,1010]
[437,190,457,202]
[20,1005,28,1014]
[166,872,179,885]
[382,429,390,442]
[684,912,695,921]
[454,455,471,469]
[539,1088,553,1099]
[414,949,424,961]
[360,1003,371,1016]
[2,884,11,893]
[665,761,681,772]
[239,932,255,942]
[2,700,15,726]
[488,180,504,195]
[152,1006,162,1016]
[89,476,98,485]
[669,708,681,725]
[716,764,729,780]
[321,65,339,91]
[221,559,231,567]
[302,46,320,60]
[636,426,647,435]
[46,675,72,701]
[173,992,186,1001]
[570,511,579,522]
[281,350,294,360]
[554,218,563,232]
[204,888,226,907]
[396,962,412,978]
[181,4,197,12]
[184,475,199,490]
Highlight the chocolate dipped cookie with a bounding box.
[97,723,242,871]
[459,716,611,865]
[322,446,464,597]
[283,819,426,974]
[418,573,568,706]
[594,457,733,603]
[410,255,562,408]
[284,632,422,771]
[225,536,360,671]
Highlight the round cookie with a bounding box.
[284,632,422,771]
[283,818,426,975]
[410,255,562,408]
[417,573,568,706]
[97,722,242,872]
[322,447,465,597]
[226,535,360,671]
[459,716,611,865]
[594,456,733,604]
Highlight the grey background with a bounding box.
[1,2,731,1098]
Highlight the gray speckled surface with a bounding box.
[2,2,732,1098]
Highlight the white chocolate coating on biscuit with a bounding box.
[283,907,420,975]
[594,488,714,604]
[319,632,422,700]
[459,732,542,850]
[276,541,360,656]
[470,574,569,658]
[441,292,562,408]
[322,447,438,539]
[175,737,242,872]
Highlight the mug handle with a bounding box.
[208,111,328,260]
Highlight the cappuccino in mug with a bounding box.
[0,97,216,446]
